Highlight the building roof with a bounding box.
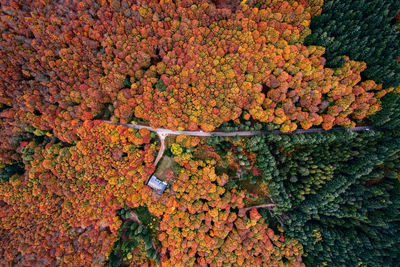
[147,175,168,194]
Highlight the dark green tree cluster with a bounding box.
[305,0,400,88]
[295,156,400,267]
[219,120,268,132]
[206,135,255,184]
[245,129,400,266]
[370,92,400,129]
[0,162,24,182]
[108,206,160,267]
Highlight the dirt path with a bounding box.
[105,121,374,137]
[154,132,167,167]
[104,120,374,167]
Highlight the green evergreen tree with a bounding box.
[305,0,400,88]
[247,130,400,266]
[370,92,400,129]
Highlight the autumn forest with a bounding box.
[1,0,400,266]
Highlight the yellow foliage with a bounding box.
[171,143,183,155]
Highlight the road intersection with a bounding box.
[104,120,374,166]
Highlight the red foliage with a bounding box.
[0,122,304,265]
[0,0,393,263]
[0,121,157,266]
[0,0,389,166]
[154,137,304,266]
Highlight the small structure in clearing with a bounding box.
[147,175,168,194]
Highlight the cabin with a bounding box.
[147,175,168,194]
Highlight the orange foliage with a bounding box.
[0,121,157,266]
[0,124,304,265]
[0,0,388,167]
[154,136,304,266]
[0,0,390,264]
[122,1,388,132]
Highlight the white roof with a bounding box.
[147,175,168,193]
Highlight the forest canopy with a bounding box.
[0,0,400,266]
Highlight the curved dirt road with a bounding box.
[107,121,374,137]
[104,120,374,166]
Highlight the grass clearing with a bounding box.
[154,156,175,181]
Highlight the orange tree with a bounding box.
[0,121,157,266]
[127,0,392,132]
[153,134,304,266]
[0,0,394,166]
[0,125,304,266]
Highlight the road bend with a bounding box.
[103,120,375,167]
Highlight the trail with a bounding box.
[104,120,377,210]
[106,120,374,137]
[154,132,168,167]
[104,120,374,167]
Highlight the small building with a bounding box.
[147,175,168,194]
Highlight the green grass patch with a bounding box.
[154,156,175,180]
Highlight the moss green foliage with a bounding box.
[206,136,252,181]
[305,0,400,88]
[155,79,166,92]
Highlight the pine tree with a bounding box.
[248,130,400,266]
[305,0,400,88]
[370,92,400,129]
